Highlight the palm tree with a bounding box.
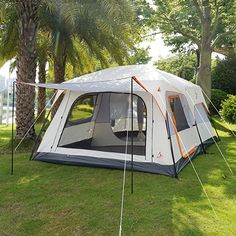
[39,0,136,115]
[40,0,135,84]
[36,32,51,122]
[0,1,39,139]
[15,0,40,139]
[0,0,137,137]
[0,2,18,67]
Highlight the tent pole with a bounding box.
[131,77,134,193]
[11,81,15,175]
[166,114,178,178]
[194,121,206,154]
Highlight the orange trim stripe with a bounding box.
[131,76,166,119]
[168,96,197,159]
[183,147,197,159]
[169,95,179,99]
[132,76,195,159]
[168,96,184,157]
[131,76,148,92]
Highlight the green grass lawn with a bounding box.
[0,119,236,235]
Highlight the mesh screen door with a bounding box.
[58,93,147,156]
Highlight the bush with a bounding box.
[221,95,236,124]
[209,89,228,115]
[212,57,236,95]
[78,104,93,113]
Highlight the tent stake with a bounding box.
[11,81,15,175]
[194,121,206,154]
[131,77,134,193]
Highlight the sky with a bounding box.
[141,34,173,63]
[142,34,224,63]
[0,61,16,92]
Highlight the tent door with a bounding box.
[57,92,147,156]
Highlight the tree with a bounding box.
[155,53,197,81]
[0,7,50,123]
[0,0,137,135]
[39,0,135,85]
[130,47,152,64]
[0,0,39,138]
[15,0,40,139]
[151,0,236,100]
[0,1,18,67]
[36,32,50,122]
[39,0,136,116]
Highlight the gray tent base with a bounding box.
[33,137,216,177]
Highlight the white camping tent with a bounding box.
[31,65,216,176]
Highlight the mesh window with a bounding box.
[110,94,146,139]
[66,95,97,127]
[58,92,146,156]
[169,96,190,132]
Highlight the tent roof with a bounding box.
[68,64,196,87]
[24,65,199,93]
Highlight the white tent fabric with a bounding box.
[23,65,202,115]
[24,78,145,93]
[31,65,216,176]
[24,65,197,92]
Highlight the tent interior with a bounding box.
[58,92,147,156]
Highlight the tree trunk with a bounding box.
[196,45,212,101]
[51,53,67,118]
[196,0,212,104]
[16,1,39,139]
[196,49,200,68]
[37,60,46,122]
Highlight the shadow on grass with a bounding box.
[0,134,235,235]
[212,117,236,135]
[0,123,43,155]
[0,138,35,155]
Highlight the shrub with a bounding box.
[78,104,93,113]
[212,57,236,95]
[209,89,228,115]
[221,95,236,124]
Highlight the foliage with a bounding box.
[151,0,236,54]
[0,0,138,76]
[129,47,152,64]
[209,89,228,115]
[42,0,136,69]
[221,95,236,124]
[155,53,197,81]
[0,1,18,66]
[0,120,236,235]
[149,0,236,99]
[0,0,139,136]
[212,57,236,95]
[131,0,155,36]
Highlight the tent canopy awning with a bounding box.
[21,77,146,93]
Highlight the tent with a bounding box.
[32,65,216,177]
